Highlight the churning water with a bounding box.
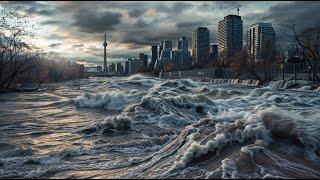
[0,74,319,178]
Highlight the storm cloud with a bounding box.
[2,1,319,65]
[72,10,123,33]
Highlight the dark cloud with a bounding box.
[176,20,210,29]
[243,2,320,31]
[72,43,84,48]
[49,42,61,47]
[196,1,242,12]
[72,9,122,33]
[5,1,320,64]
[134,18,149,27]
[26,6,54,16]
[48,34,64,40]
[128,9,145,18]
[41,20,63,25]
[156,2,193,13]
[3,1,55,16]
[3,1,37,5]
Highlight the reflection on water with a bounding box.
[0,75,319,179]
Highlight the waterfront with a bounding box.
[0,75,319,178]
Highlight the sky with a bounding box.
[1,1,320,67]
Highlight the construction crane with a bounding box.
[233,4,241,16]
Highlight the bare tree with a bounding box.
[0,5,39,92]
[226,49,248,78]
[282,20,320,82]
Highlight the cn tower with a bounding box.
[103,33,108,77]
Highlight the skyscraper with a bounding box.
[116,62,124,74]
[139,53,148,67]
[163,40,172,51]
[159,41,164,58]
[218,15,243,60]
[174,37,191,69]
[247,22,276,62]
[158,40,173,68]
[192,27,210,68]
[129,59,144,74]
[210,44,218,64]
[124,59,129,74]
[178,37,188,51]
[150,45,158,69]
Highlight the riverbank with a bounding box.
[162,76,320,91]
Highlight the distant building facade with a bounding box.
[192,27,210,68]
[173,37,191,69]
[218,15,243,60]
[124,60,129,74]
[108,63,116,73]
[156,40,173,69]
[139,53,148,67]
[116,62,124,74]
[159,41,164,58]
[150,45,158,69]
[247,22,276,62]
[210,44,218,64]
[128,59,144,74]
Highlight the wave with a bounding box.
[4,76,320,179]
[74,90,131,110]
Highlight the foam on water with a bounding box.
[74,90,132,110]
[0,76,320,179]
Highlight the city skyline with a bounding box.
[1,1,320,66]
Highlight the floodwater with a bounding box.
[0,74,319,178]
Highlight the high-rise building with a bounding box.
[174,37,191,69]
[210,44,218,64]
[139,53,148,67]
[163,40,172,51]
[159,41,164,58]
[129,59,144,74]
[150,45,158,69]
[218,15,243,60]
[178,37,188,51]
[144,54,148,67]
[124,59,129,74]
[247,22,276,62]
[192,27,210,68]
[108,63,116,73]
[116,62,124,74]
[157,40,173,68]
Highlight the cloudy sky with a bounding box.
[1,1,320,66]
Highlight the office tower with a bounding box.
[192,27,210,68]
[108,63,116,73]
[163,40,172,51]
[218,15,243,60]
[125,59,129,74]
[210,44,218,63]
[150,45,158,69]
[144,54,148,67]
[247,22,276,62]
[158,40,173,68]
[159,41,164,58]
[128,59,144,74]
[139,53,148,67]
[178,37,188,51]
[116,62,123,74]
[174,37,191,69]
